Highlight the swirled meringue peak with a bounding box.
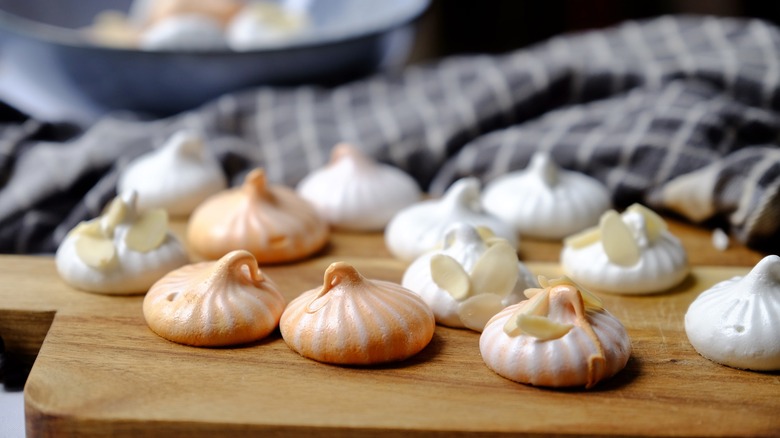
[560,203,689,295]
[55,191,189,294]
[118,130,227,217]
[143,250,286,347]
[187,168,329,263]
[685,255,780,371]
[480,276,631,388]
[280,262,435,365]
[483,152,611,239]
[385,177,516,261]
[296,143,421,231]
[402,222,537,331]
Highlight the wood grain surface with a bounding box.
[1,219,778,437]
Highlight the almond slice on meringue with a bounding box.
[480,276,631,388]
[561,204,689,295]
[56,191,189,294]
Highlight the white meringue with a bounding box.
[118,130,227,217]
[385,177,516,261]
[56,191,189,295]
[296,143,421,231]
[402,222,536,331]
[685,255,780,371]
[227,1,309,51]
[482,152,611,240]
[560,204,689,295]
[140,14,227,51]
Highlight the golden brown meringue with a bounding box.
[480,276,631,388]
[143,250,286,347]
[280,262,435,365]
[187,168,329,263]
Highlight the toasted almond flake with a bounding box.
[626,203,667,242]
[102,196,129,231]
[70,219,103,238]
[475,226,496,242]
[579,287,604,310]
[540,276,604,310]
[563,226,600,249]
[430,254,471,300]
[600,210,641,266]
[504,289,549,335]
[523,287,545,299]
[513,314,573,340]
[125,209,169,252]
[75,234,117,269]
[458,293,504,332]
[469,241,518,296]
[546,276,571,287]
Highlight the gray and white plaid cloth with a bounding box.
[1,15,779,254]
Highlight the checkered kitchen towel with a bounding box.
[1,15,779,253]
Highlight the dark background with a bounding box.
[409,0,780,61]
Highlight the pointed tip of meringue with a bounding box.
[167,130,206,159]
[528,151,559,187]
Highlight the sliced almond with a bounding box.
[430,254,471,300]
[101,197,129,233]
[503,290,549,335]
[600,210,640,266]
[70,219,103,238]
[458,293,504,332]
[75,235,117,269]
[475,226,496,242]
[523,287,545,299]
[578,285,604,310]
[125,209,169,252]
[626,203,667,242]
[512,314,573,340]
[563,226,600,249]
[470,241,518,296]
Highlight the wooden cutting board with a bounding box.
[2,226,778,437]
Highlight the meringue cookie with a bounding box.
[385,177,516,261]
[227,1,309,51]
[685,255,780,371]
[144,250,286,347]
[140,14,227,51]
[56,191,189,294]
[187,168,329,263]
[560,204,689,295]
[297,143,421,231]
[85,10,140,48]
[480,276,631,388]
[280,262,435,365]
[118,130,227,217]
[402,222,537,331]
[483,152,611,239]
[140,0,243,28]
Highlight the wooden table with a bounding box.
[1,219,777,437]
